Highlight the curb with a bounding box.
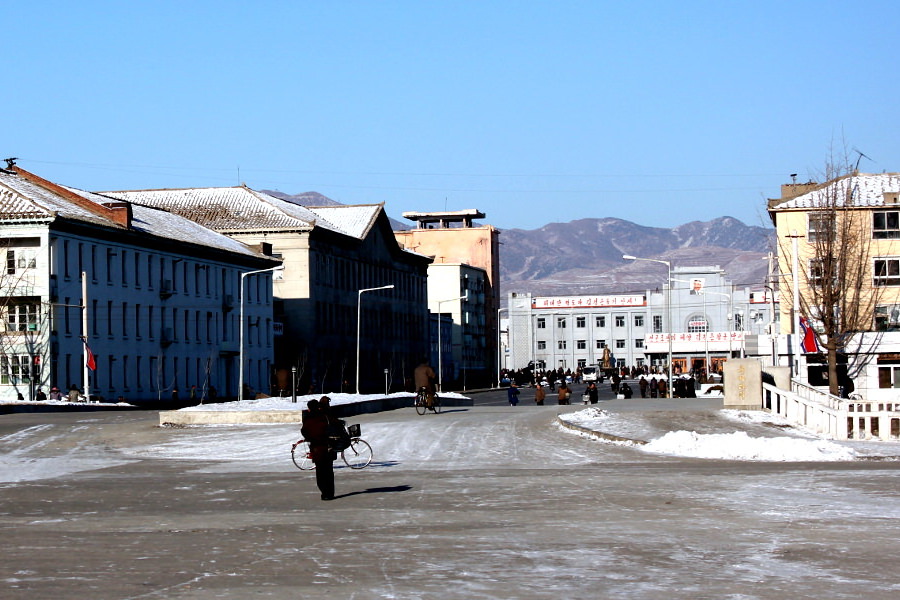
[555,415,648,445]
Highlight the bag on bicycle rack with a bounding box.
[328,419,352,452]
[347,423,361,438]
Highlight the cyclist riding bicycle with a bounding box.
[414,359,436,409]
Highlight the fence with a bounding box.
[762,379,900,441]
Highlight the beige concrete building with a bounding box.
[395,209,500,388]
[106,187,431,394]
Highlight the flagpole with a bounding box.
[82,271,90,402]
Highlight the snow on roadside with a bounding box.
[177,392,468,412]
[559,407,891,462]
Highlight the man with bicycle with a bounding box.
[414,358,436,409]
[300,398,336,501]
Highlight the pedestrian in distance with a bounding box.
[557,382,570,405]
[586,381,599,404]
[49,386,62,401]
[300,398,336,501]
[639,376,648,398]
[68,384,82,403]
[507,382,520,406]
[35,387,47,401]
[621,382,633,399]
[649,377,658,399]
[534,384,545,405]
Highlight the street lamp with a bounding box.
[239,265,284,401]
[496,307,508,388]
[356,284,395,394]
[436,293,467,392]
[623,255,673,397]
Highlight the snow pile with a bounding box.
[642,430,858,461]
[179,391,468,411]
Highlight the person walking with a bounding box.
[586,381,599,404]
[507,382,520,406]
[300,398,336,501]
[639,376,648,398]
[557,382,570,405]
[657,377,668,399]
[534,383,546,405]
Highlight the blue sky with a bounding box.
[5,1,899,231]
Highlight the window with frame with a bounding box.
[874,258,900,287]
[615,339,626,349]
[874,210,900,239]
[634,338,644,349]
[1,354,36,384]
[576,339,586,350]
[536,317,546,329]
[687,314,709,333]
[878,364,900,388]
[557,317,566,328]
[808,258,833,287]
[596,340,606,349]
[5,302,38,332]
[634,315,644,327]
[576,316,586,328]
[808,212,834,243]
[875,304,900,331]
[653,315,663,333]
[596,316,606,327]
[537,340,546,350]
[558,340,567,350]
[615,315,625,327]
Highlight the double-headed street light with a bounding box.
[356,285,395,394]
[240,265,284,401]
[623,255,673,397]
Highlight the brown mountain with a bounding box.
[499,217,773,297]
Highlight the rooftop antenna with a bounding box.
[852,147,872,173]
[790,173,797,184]
[1,157,17,175]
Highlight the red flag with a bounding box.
[799,317,820,354]
[83,339,97,371]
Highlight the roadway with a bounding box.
[2,392,900,599]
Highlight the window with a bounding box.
[634,315,644,327]
[576,316,586,328]
[688,314,708,333]
[874,258,900,286]
[558,340,567,350]
[576,339,586,350]
[875,304,900,331]
[615,315,625,327]
[596,316,606,327]
[536,317,546,329]
[874,211,900,239]
[537,340,546,350]
[653,315,663,333]
[5,302,38,332]
[808,212,834,242]
[808,258,834,287]
[1,354,36,384]
[596,340,607,349]
[635,338,644,349]
[557,317,566,328]
[879,365,900,388]
[615,339,626,349]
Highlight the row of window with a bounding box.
[537,315,657,329]
[810,211,900,241]
[536,338,644,350]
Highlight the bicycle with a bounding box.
[414,386,441,415]
[291,424,373,470]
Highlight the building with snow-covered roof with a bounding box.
[0,166,280,404]
[105,186,432,394]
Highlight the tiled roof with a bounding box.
[0,171,266,259]
[771,173,900,210]
[105,186,385,240]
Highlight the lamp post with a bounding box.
[496,307,508,388]
[239,265,284,402]
[436,294,467,392]
[623,255,673,397]
[356,284,395,394]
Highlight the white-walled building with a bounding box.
[0,167,280,403]
[507,266,777,376]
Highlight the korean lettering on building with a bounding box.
[532,295,646,309]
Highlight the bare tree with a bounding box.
[776,149,885,395]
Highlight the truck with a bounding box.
[582,366,601,383]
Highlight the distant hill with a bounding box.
[499,217,774,297]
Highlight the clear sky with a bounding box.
[5,1,899,231]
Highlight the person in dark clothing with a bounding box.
[621,382,633,399]
[586,381,599,404]
[507,382,520,406]
[300,398,336,501]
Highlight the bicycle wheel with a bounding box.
[341,438,373,469]
[291,440,315,470]
[415,394,427,415]
[432,394,442,414]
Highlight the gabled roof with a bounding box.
[105,186,386,240]
[769,172,900,210]
[0,170,266,259]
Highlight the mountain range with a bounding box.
[263,191,774,297]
